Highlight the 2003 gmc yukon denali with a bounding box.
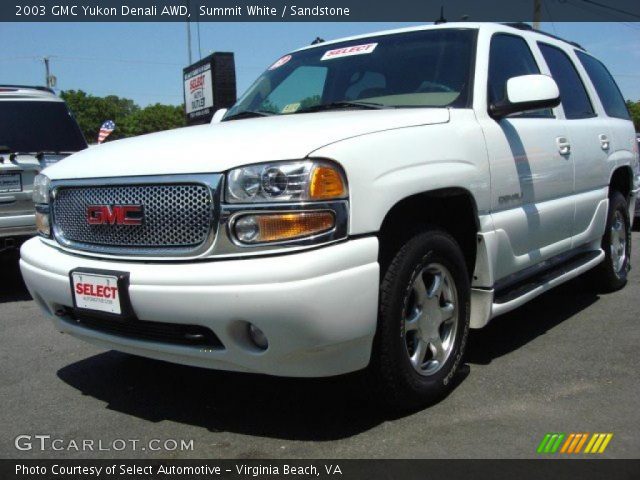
[20,23,639,409]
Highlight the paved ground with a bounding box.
[1,235,638,459]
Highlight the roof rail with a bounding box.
[0,84,55,94]
[502,22,586,51]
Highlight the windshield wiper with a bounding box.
[294,101,391,114]
[223,110,275,121]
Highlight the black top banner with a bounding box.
[4,0,640,22]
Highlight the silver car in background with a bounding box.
[0,85,86,251]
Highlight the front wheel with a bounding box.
[371,229,470,410]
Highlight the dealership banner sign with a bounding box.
[184,63,214,121]
[3,0,640,21]
[183,52,237,125]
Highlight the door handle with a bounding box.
[599,134,610,150]
[556,137,571,156]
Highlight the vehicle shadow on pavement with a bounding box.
[0,250,32,304]
[55,276,596,441]
[57,351,414,441]
[466,275,600,365]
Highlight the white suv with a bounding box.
[20,23,638,409]
[0,86,86,251]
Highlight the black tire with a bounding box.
[370,228,470,410]
[591,191,631,292]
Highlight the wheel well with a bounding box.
[377,188,479,278]
[610,167,632,202]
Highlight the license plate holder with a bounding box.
[70,268,134,319]
[0,172,22,193]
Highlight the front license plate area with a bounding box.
[70,268,133,318]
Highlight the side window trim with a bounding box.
[537,41,596,120]
[487,32,555,119]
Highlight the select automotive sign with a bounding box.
[184,63,214,118]
[183,52,237,125]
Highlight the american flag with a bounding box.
[97,120,115,144]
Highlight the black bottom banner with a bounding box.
[3,459,640,480]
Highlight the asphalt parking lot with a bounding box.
[1,235,639,459]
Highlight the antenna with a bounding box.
[435,6,447,24]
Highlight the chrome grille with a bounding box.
[52,183,214,254]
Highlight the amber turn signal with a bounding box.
[234,211,335,244]
[309,166,346,200]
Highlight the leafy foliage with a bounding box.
[626,100,640,132]
[60,90,185,144]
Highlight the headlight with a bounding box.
[32,174,51,205]
[226,160,347,203]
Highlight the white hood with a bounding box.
[43,109,449,180]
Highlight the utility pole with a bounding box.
[43,56,50,87]
[43,56,56,89]
[186,0,193,65]
[533,0,542,30]
[186,22,192,64]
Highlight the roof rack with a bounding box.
[0,85,55,94]
[502,22,586,51]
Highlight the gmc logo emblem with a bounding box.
[87,205,144,226]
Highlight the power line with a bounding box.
[565,0,640,21]
[53,55,182,66]
[0,55,39,62]
[579,0,640,20]
[0,54,183,66]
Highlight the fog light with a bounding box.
[233,211,335,244]
[248,324,268,350]
[35,207,50,237]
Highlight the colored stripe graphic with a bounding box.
[540,433,613,454]
[537,433,565,453]
[560,433,589,454]
[585,433,614,454]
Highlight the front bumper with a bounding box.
[0,213,36,238]
[20,237,380,377]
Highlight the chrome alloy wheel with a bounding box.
[402,263,458,376]
[610,210,627,277]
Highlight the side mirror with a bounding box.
[490,74,560,118]
[211,108,228,124]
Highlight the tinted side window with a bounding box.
[576,51,630,120]
[489,34,550,117]
[489,34,541,103]
[538,43,594,119]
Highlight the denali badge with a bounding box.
[87,205,144,225]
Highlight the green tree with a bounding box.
[626,100,640,132]
[60,90,139,143]
[119,103,186,137]
[60,90,185,143]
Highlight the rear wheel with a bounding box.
[371,229,470,410]
[592,191,631,292]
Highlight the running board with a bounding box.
[491,250,604,319]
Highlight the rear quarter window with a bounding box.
[576,51,630,120]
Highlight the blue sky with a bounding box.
[1,22,639,106]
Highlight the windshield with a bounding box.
[0,100,87,153]
[225,28,476,119]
